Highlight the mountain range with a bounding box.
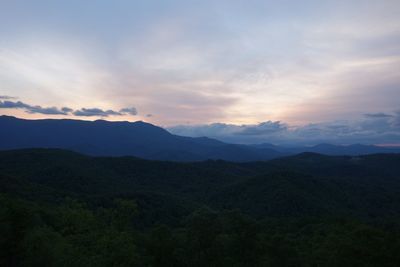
[1,115,399,161]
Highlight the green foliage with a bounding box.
[1,149,400,266]
[1,194,400,266]
[21,226,71,267]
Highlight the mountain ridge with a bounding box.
[1,115,399,161]
[0,115,281,161]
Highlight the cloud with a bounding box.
[61,107,73,113]
[0,95,17,100]
[364,113,394,118]
[237,121,287,136]
[120,107,138,115]
[168,111,400,145]
[73,106,139,117]
[0,100,70,115]
[0,100,30,109]
[1,2,399,126]
[0,100,139,117]
[26,106,70,115]
[168,122,289,143]
[72,108,122,117]
[391,111,400,127]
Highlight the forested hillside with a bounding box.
[1,149,400,266]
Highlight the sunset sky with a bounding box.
[1,0,399,145]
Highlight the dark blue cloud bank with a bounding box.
[0,100,69,115]
[72,108,122,117]
[168,112,400,146]
[0,99,137,117]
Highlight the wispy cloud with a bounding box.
[364,113,394,118]
[120,107,137,116]
[0,100,70,115]
[0,95,17,100]
[72,108,122,117]
[0,100,138,117]
[61,107,73,113]
[0,1,399,125]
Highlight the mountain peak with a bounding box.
[0,116,280,161]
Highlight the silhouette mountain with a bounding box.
[1,116,398,161]
[0,116,281,161]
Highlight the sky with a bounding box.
[0,0,399,145]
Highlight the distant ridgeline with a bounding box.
[1,115,400,162]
